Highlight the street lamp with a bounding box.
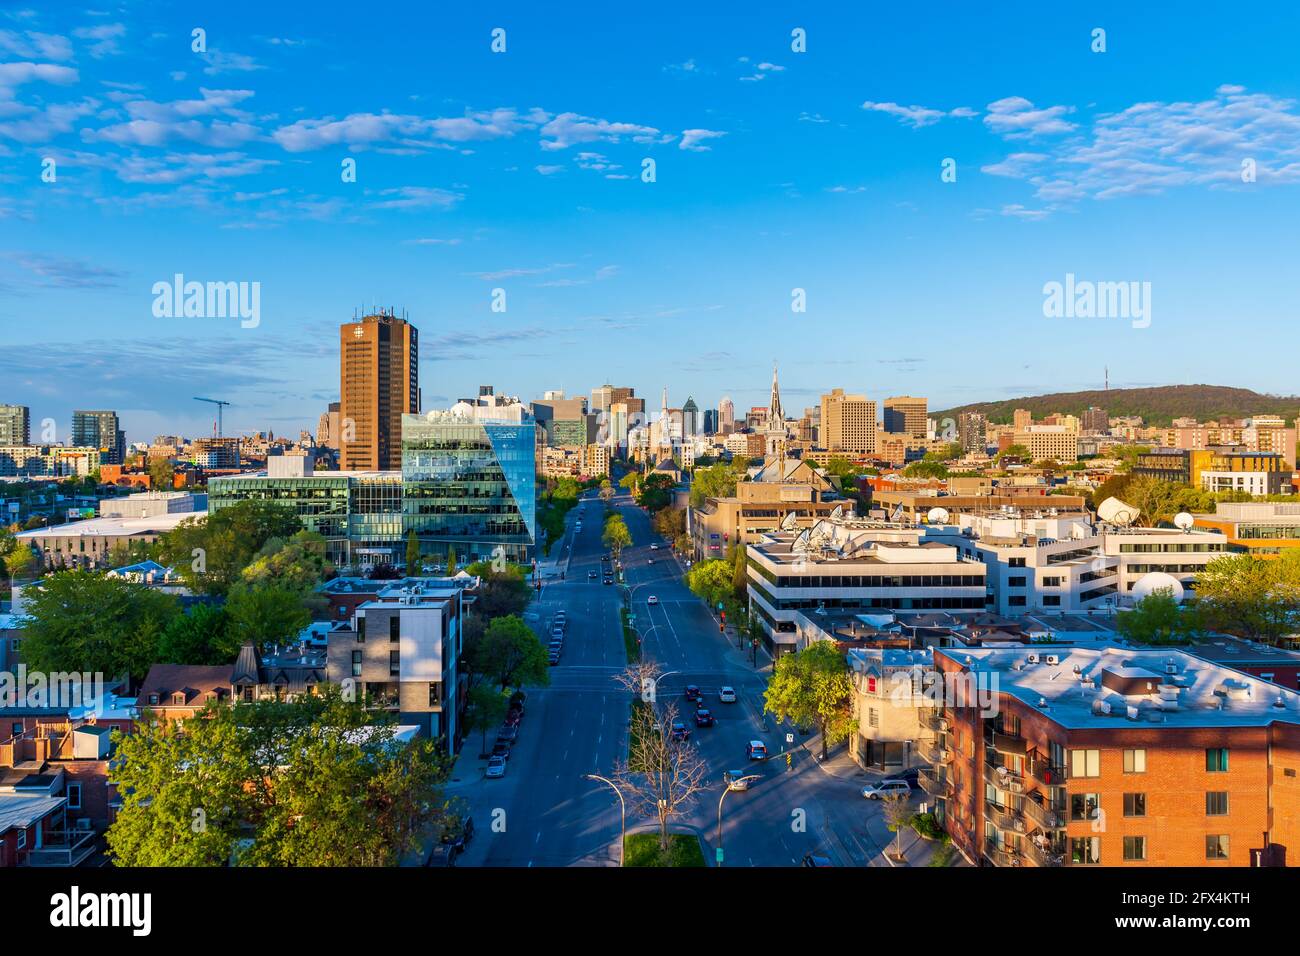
[585,773,626,867]
[716,775,760,867]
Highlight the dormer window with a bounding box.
[148,694,160,705]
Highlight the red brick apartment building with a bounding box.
[921,646,1300,867]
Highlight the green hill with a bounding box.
[935,385,1300,428]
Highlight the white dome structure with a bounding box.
[1131,571,1185,603]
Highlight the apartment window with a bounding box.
[357,616,366,643]
[66,782,82,810]
[1205,748,1229,773]
[1008,596,1027,607]
[1071,793,1100,821]
[1042,576,1062,587]
[429,682,441,706]
[1206,835,1229,860]
[1123,748,1146,773]
[10,721,21,737]
[389,650,400,676]
[1008,576,1027,588]
[16,828,25,850]
[868,707,878,729]
[390,615,400,643]
[1123,793,1146,817]
[1070,749,1101,778]
[1009,558,1026,568]
[1043,596,1061,607]
[1070,836,1101,865]
[1122,836,1146,862]
[351,650,362,678]
[1206,792,1229,816]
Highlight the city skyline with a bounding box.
[5,4,1300,442]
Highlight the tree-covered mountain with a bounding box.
[935,385,1300,428]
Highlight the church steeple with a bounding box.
[768,362,783,427]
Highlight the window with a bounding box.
[10,721,21,737]
[868,707,878,729]
[1043,596,1061,607]
[429,682,441,706]
[1206,748,1229,773]
[389,650,400,676]
[1123,836,1146,861]
[357,616,366,642]
[1008,576,1027,587]
[351,650,362,678]
[1123,793,1146,817]
[1042,576,1062,587]
[66,782,82,810]
[1070,749,1100,778]
[16,828,25,850]
[1206,835,1229,860]
[1206,792,1229,816]
[1123,749,1146,773]
[1070,836,1101,865]
[1008,596,1027,607]
[390,615,400,643]
[1009,558,1026,568]
[1071,793,1100,821]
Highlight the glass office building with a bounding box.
[401,411,536,564]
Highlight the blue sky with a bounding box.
[3,2,1300,444]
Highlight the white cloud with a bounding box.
[983,96,1076,138]
[679,128,725,151]
[538,112,664,151]
[72,22,125,58]
[535,164,564,175]
[861,100,976,128]
[0,29,73,60]
[370,186,462,210]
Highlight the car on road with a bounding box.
[684,684,701,701]
[647,559,654,565]
[670,721,691,741]
[496,724,519,744]
[589,570,598,579]
[747,740,768,760]
[718,686,737,703]
[801,853,834,867]
[425,843,458,866]
[650,543,659,550]
[861,780,913,800]
[603,577,613,585]
[647,595,659,605]
[723,770,755,791]
[694,708,715,728]
[485,755,506,778]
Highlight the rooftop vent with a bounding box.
[1044,654,1060,666]
[1091,698,1111,716]
[1274,696,1288,710]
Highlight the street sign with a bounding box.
[715,847,724,864]
[785,733,794,744]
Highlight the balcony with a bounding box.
[918,742,954,765]
[922,712,949,733]
[1021,795,1065,830]
[1026,754,1067,787]
[984,801,1026,834]
[1023,837,1066,868]
[985,725,1027,757]
[22,829,97,867]
[917,768,951,796]
[983,841,1024,868]
[984,762,1025,794]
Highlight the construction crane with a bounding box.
[194,397,231,437]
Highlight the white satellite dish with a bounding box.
[1173,512,1194,532]
[926,507,950,524]
[1131,572,1185,603]
[1097,496,1139,526]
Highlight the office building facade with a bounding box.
[71,410,125,465]
[340,312,420,471]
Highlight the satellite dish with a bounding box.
[1131,572,1185,603]
[830,504,844,520]
[1173,512,1194,532]
[780,510,798,531]
[926,507,950,524]
[1097,496,1139,526]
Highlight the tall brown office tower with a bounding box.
[339,311,420,471]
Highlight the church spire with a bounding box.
[768,362,783,428]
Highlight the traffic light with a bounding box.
[719,623,725,632]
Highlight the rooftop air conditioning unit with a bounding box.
[1026,653,1039,664]
[1044,654,1060,665]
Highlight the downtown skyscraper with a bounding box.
[339,311,420,471]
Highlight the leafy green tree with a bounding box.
[1194,552,1300,643]
[20,570,180,682]
[148,456,175,491]
[224,583,311,654]
[467,614,550,692]
[240,530,330,593]
[156,500,303,595]
[1115,591,1202,645]
[107,691,450,866]
[2,542,37,582]
[689,462,741,507]
[619,472,641,495]
[599,479,613,502]
[463,684,510,755]
[653,506,686,540]
[902,460,948,479]
[603,513,632,556]
[405,530,420,572]
[995,444,1031,463]
[685,558,734,611]
[158,604,234,665]
[731,544,748,595]
[446,545,457,576]
[763,641,855,759]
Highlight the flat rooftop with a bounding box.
[938,645,1300,729]
[15,511,207,539]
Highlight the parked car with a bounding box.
[647,595,659,605]
[509,690,526,707]
[425,843,458,866]
[723,769,755,791]
[895,768,920,787]
[496,724,519,744]
[801,853,834,867]
[694,708,715,728]
[650,543,660,550]
[684,684,702,702]
[718,686,737,703]
[670,721,690,741]
[548,649,562,665]
[485,755,506,778]
[491,741,512,761]
[747,740,768,760]
[861,780,912,800]
[441,816,475,851]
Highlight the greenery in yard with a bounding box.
[621,607,640,663]
[910,812,945,840]
[624,832,706,867]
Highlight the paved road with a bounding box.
[448,490,919,867]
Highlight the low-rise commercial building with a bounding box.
[1193,501,1300,556]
